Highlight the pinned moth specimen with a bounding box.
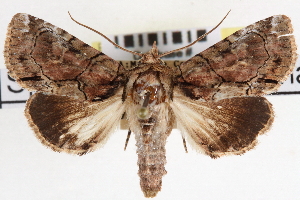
[4,12,297,198]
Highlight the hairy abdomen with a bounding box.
[127,103,174,198]
[135,131,168,198]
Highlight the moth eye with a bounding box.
[137,107,150,119]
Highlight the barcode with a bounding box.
[117,29,207,49]
[100,26,221,60]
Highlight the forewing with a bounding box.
[4,13,124,101]
[178,15,297,101]
[25,89,126,155]
[170,89,274,158]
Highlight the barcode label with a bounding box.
[1,26,299,109]
[100,27,221,60]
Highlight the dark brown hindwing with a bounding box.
[171,91,274,158]
[25,90,125,155]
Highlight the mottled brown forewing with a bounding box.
[179,15,297,101]
[4,13,124,101]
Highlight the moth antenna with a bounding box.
[68,11,143,57]
[158,10,231,58]
[124,130,132,151]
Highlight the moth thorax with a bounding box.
[133,71,165,119]
[133,72,164,103]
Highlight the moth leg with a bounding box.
[124,130,132,151]
[182,136,188,153]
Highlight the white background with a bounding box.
[0,0,300,199]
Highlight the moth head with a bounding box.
[138,42,161,64]
[150,41,159,57]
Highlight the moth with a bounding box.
[4,12,297,198]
